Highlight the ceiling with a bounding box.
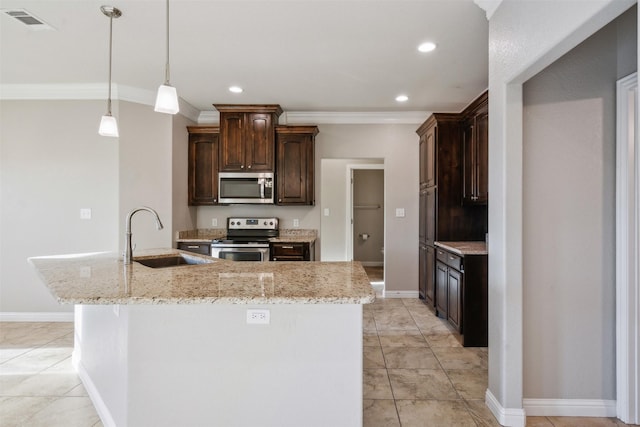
[0,0,489,115]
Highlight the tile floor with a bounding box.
[0,298,636,426]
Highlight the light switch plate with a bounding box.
[293,219,299,227]
[212,218,218,227]
[324,208,330,216]
[80,208,92,220]
[395,208,405,218]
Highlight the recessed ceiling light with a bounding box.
[417,42,437,53]
[395,95,409,102]
[229,86,243,93]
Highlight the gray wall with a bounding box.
[197,123,420,294]
[353,169,384,265]
[0,99,192,313]
[0,100,120,313]
[522,6,636,400]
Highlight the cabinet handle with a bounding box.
[282,245,294,249]
[438,251,444,255]
[240,165,244,169]
[278,199,282,202]
[187,245,200,249]
[214,199,217,203]
[247,165,252,169]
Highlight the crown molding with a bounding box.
[0,84,427,125]
[196,110,430,125]
[0,83,200,122]
[473,0,503,19]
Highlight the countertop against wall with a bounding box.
[434,241,488,255]
[176,229,318,244]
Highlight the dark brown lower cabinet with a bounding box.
[419,244,436,307]
[177,242,211,256]
[435,246,487,347]
[270,242,315,261]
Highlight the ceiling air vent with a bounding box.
[1,9,55,31]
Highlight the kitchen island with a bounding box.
[29,249,375,427]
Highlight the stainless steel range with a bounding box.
[210,217,279,262]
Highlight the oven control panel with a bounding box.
[227,217,279,230]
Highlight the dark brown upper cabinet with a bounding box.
[462,91,488,205]
[275,126,318,206]
[214,104,283,172]
[419,124,436,189]
[187,126,219,206]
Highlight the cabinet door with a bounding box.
[463,107,488,205]
[474,110,488,204]
[425,187,436,245]
[425,125,436,188]
[188,131,219,205]
[246,113,274,171]
[425,245,435,307]
[271,243,308,261]
[277,133,313,205]
[219,113,245,171]
[419,189,427,243]
[447,268,462,332]
[462,119,475,204]
[435,261,448,318]
[419,244,427,299]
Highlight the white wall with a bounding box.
[522,7,636,401]
[0,100,119,313]
[487,0,636,421]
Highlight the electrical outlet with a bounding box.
[80,208,92,220]
[246,309,270,324]
[212,218,218,227]
[293,219,299,227]
[395,208,405,218]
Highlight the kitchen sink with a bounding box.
[134,253,214,268]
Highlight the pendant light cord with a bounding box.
[164,0,171,85]
[107,14,113,115]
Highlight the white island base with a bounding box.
[74,303,363,427]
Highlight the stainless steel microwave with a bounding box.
[218,172,274,204]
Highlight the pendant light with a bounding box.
[154,0,179,114]
[98,6,122,137]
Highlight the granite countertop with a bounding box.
[176,229,317,244]
[434,241,488,255]
[29,248,373,305]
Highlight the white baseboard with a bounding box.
[486,389,526,427]
[73,351,114,427]
[523,398,617,417]
[0,312,74,322]
[382,290,419,299]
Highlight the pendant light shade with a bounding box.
[99,114,119,137]
[99,5,122,138]
[155,0,179,114]
[155,84,179,114]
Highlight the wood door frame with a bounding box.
[616,71,639,424]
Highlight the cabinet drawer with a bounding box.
[436,248,462,271]
[271,243,309,261]
[177,242,211,256]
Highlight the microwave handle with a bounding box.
[259,178,265,199]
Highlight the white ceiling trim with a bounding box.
[473,0,503,20]
[0,83,428,125]
[0,83,200,122]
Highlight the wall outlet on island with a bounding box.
[212,218,218,227]
[293,219,299,228]
[246,309,270,325]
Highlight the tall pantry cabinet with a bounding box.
[416,91,488,308]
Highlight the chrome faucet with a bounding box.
[124,206,164,264]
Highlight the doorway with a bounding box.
[347,164,385,294]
